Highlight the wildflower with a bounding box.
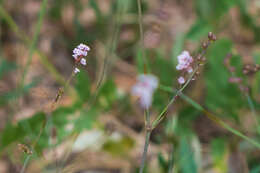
[72,43,90,65]
[176,51,193,72]
[80,58,86,66]
[72,43,90,74]
[178,76,185,84]
[132,74,159,109]
[74,68,80,74]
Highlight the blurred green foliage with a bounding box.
[1,0,260,172]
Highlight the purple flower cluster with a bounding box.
[132,74,159,109]
[72,43,90,74]
[176,51,193,73]
[176,51,193,84]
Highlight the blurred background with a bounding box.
[0,0,260,172]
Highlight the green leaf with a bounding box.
[0,112,45,149]
[0,58,16,79]
[74,108,98,132]
[96,79,117,110]
[75,71,91,103]
[186,20,212,41]
[195,0,237,22]
[103,136,135,156]
[0,80,38,106]
[135,49,145,73]
[211,138,227,171]
[205,39,245,120]
[178,136,198,173]
[171,32,186,64]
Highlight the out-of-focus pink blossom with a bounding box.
[178,76,185,84]
[229,77,242,83]
[176,51,193,72]
[132,74,159,109]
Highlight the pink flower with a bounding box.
[80,58,86,66]
[132,74,159,109]
[178,76,185,84]
[74,68,80,74]
[72,43,90,63]
[176,51,193,72]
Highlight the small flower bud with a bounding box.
[197,54,202,61]
[208,32,217,41]
[243,69,248,74]
[74,68,80,74]
[212,35,217,41]
[208,32,213,40]
[178,76,185,84]
[202,42,208,49]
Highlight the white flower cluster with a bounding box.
[72,43,90,74]
[132,74,159,109]
[176,51,193,84]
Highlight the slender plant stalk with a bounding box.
[139,131,151,173]
[20,70,75,173]
[168,144,174,173]
[0,5,66,85]
[139,109,151,173]
[90,1,122,105]
[152,44,210,128]
[21,155,31,173]
[20,0,47,88]
[245,93,259,127]
[58,1,126,171]
[159,85,260,148]
[137,0,149,73]
[229,65,259,128]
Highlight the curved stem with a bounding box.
[159,84,260,148]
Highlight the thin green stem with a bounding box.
[152,41,211,128]
[137,0,149,73]
[20,155,31,173]
[152,66,198,128]
[168,144,174,173]
[88,0,123,107]
[246,93,259,127]
[0,5,66,85]
[20,0,47,88]
[159,85,260,148]
[139,131,151,173]
[139,109,152,173]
